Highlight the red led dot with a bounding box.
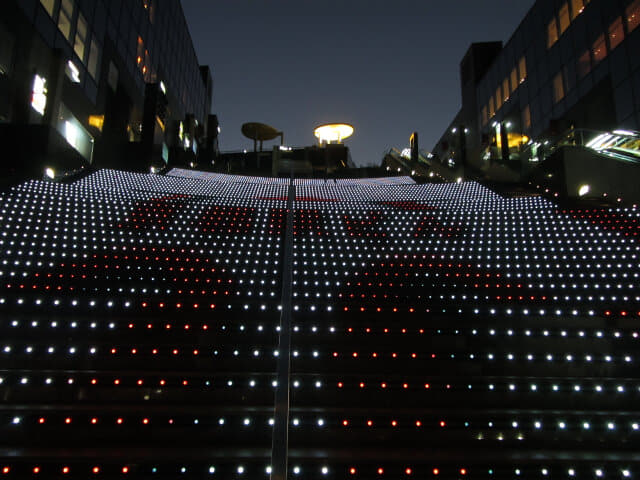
[172,349,179,355]
[111,348,117,354]
[116,418,123,424]
[391,420,397,427]
[349,468,356,475]
[141,302,147,308]
[359,382,365,388]
[122,466,129,473]
[403,383,409,389]
[372,352,378,358]
[424,383,430,389]
[91,418,98,424]
[38,417,45,424]
[159,380,166,385]
[91,379,97,385]
[114,379,120,385]
[193,350,199,355]
[343,420,349,426]
[405,468,412,475]
[433,468,439,475]
[142,418,149,424]
[381,383,387,388]
[62,467,70,474]
[367,420,373,426]
[337,382,343,388]
[92,467,100,474]
[460,468,467,475]
[131,349,137,354]
[352,352,358,358]
[378,468,384,475]
[440,421,446,427]
[2,467,8,474]
[415,420,422,427]
[65,417,72,424]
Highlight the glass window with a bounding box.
[489,96,495,118]
[58,0,74,41]
[553,72,565,103]
[577,49,591,78]
[571,0,584,19]
[107,61,118,91]
[482,105,488,126]
[74,12,87,61]
[559,3,571,34]
[0,24,14,76]
[522,105,532,130]
[510,68,518,94]
[495,85,503,110]
[40,0,55,17]
[592,34,607,65]
[627,0,640,32]
[548,18,559,48]
[518,57,527,83]
[87,38,100,79]
[502,78,510,101]
[608,17,624,50]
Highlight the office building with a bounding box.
[0,0,217,182]
[0,167,638,478]
[432,0,640,182]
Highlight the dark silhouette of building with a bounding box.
[0,166,638,479]
[0,0,217,182]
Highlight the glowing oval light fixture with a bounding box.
[314,123,354,144]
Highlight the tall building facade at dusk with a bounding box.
[0,167,639,479]
[432,0,640,177]
[0,0,217,181]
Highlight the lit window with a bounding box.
[495,85,503,111]
[518,57,527,83]
[489,96,495,118]
[74,13,87,61]
[627,0,640,32]
[553,72,565,103]
[481,105,488,127]
[548,17,559,48]
[558,3,570,34]
[608,17,624,50]
[87,38,100,79]
[58,0,74,42]
[40,0,55,16]
[577,49,591,78]
[571,0,584,19]
[592,34,607,65]
[502,77,510,102]
[510,67,518,94]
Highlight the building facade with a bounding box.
[0,0,217,181]
[432,0,640,177]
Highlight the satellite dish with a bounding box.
[241,122,283,151]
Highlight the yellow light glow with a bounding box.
[496,133,530,149]
[88,115,104,131]
[314,123,354,144]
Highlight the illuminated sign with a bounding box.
[66,60,81,83]
[31,75,47,116]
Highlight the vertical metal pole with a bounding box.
[270,179,295,480]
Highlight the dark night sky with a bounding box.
[181,0,535,166]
